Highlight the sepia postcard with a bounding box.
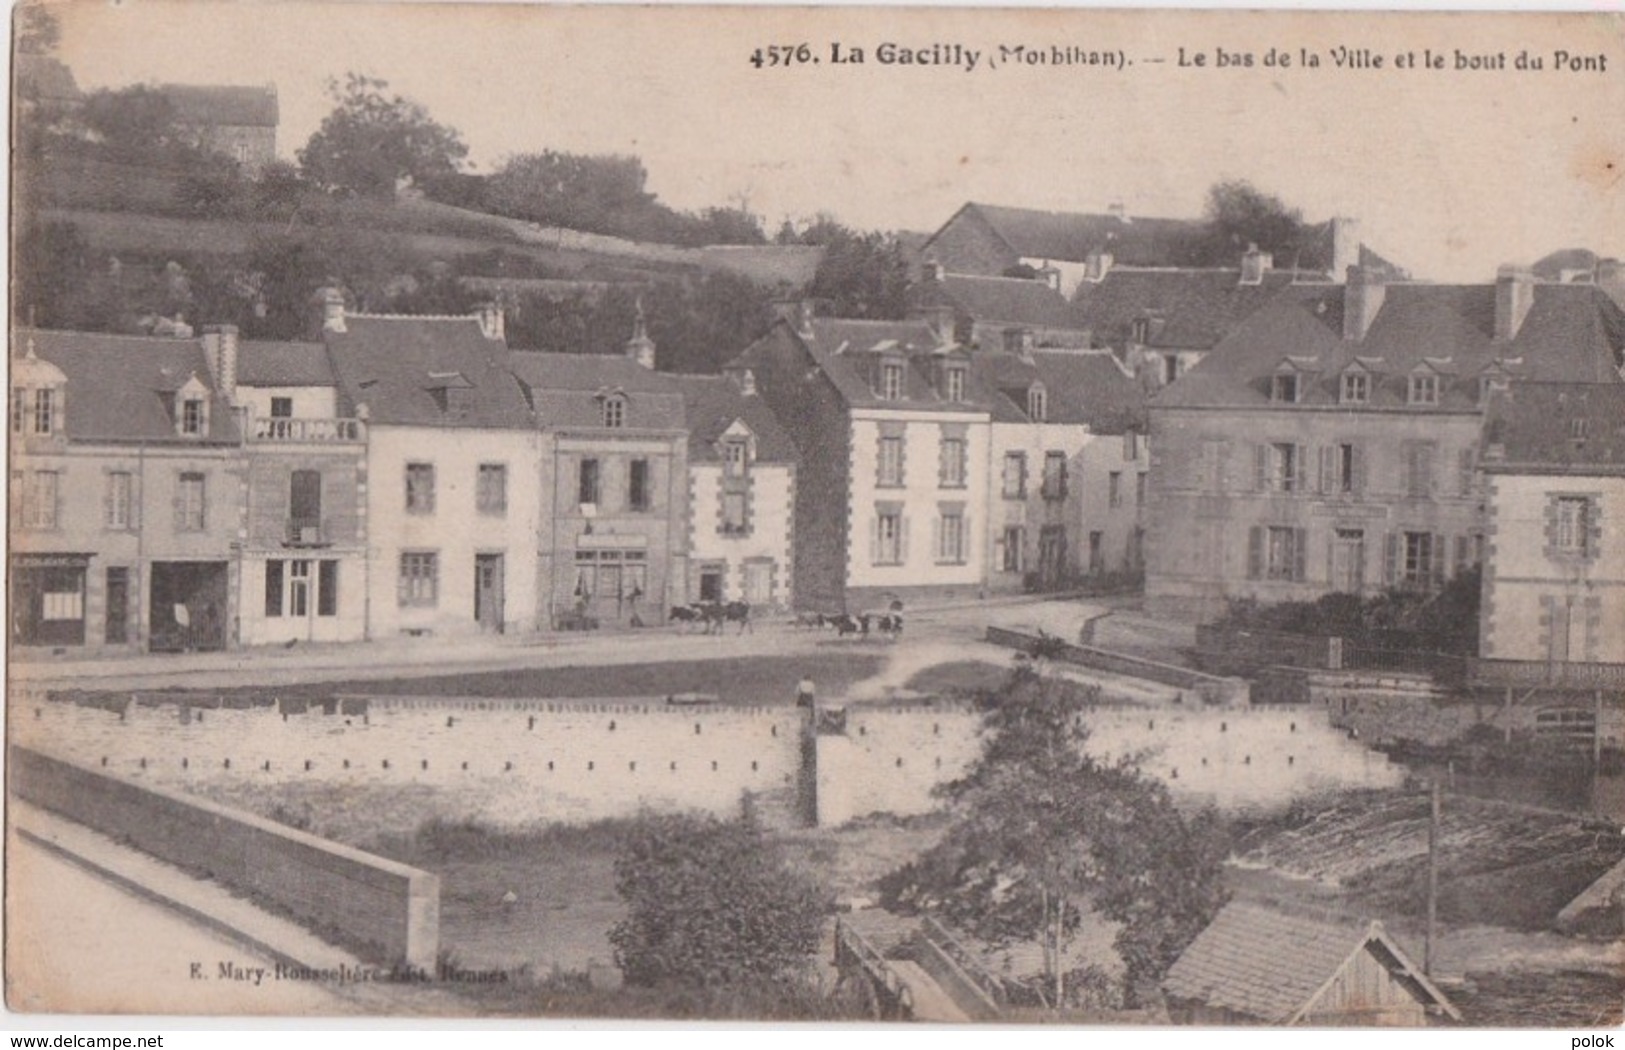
[5,0,1624,1028]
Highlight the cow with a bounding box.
[717,600,752,635]
[830,613,861,637]
[876,614,904,640]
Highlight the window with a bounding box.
[1458,447,1477,497]
[1408,373,1440,405]
[1402,531,1435,587]
[11,389,27,434]
[398,551,439,606]
[936,510,966,564]
[289,470,322,540]
[722,491,748,535]
[1271,373,1300,403]
[1260,442,1303,493]
[1321,443,1359,495]
[270,397,293,418]
[1404,443,1435,498]
[578,458,601,506]
[880,362,904,400]
[1571,418,1590,441]
[875,511,903,565]
[602,395,626,428]
[265,560,284,617]
[723,440,749,479]
[288,560,311,618]
[177,472,206,531]
[405,462,435,513]
[1555,497,1592,554]
[24,471,59,529]
[1341,372,1369,404]
[477,463,507,514]
[939,436,967,488]
[34,389,56,435]
[105,471,132,529]
[1041,451,1067,501]
[318,560,338,616]
[1162,354,1180,386]
[1002,452,1027,500]
[1124,431,1141,460]
[1028,385,1047,422]
[180,397,205,435]
[1136,472,1147,508]
[1001,526,1024,572]
[1109,471,1123,508]
[877,436,905,487]
[628,459,651,512]
[944,366,966,403]
[1265,526,1305,581]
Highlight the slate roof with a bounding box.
[508,352,686,430]
[914,273,1085,331]
[238,341,334,387]
[157,84,279,127]
[669,376,799,463]
[1163,901,1459,1024]
[14,329,239,444]
[1482,382,1625,474]
[973,350,1145,432]
[1156,281,1625,410]
[324,315,533,429]
[930,202,1208,268]
[1071,268,1310,351]
[793,317,995,414]
[15,54,82,102]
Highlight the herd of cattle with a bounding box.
[665,602,904,640]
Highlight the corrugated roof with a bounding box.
[238,340,333,387]
[509,352,686,430]
[916,273,1084,331]
[1164,901,1456,1024]
[1072,268,1311,350]
[1483,382,1625,473]
[324,315,533,429]
[670,376,799,463]
[158,83,278,128]
[15,329,239,444]
[1156,282,1625,409]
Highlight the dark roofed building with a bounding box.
[156,83,279,173]
[325,314,532,429]
[1144,267,1625,618]
[1164,901,1461,1026]
[911,269,1092,350]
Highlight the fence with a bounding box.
[986,626,1250,706]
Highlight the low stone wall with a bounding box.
[1194,624,1342,675]
[986,626,1250,706]
[8,745,440,968]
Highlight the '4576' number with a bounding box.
[750,44,816,67]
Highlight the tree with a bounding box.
[795,217,912,319]
[16,5,60,55]
[79,86,194,165]
[485,151,658,235]
[1198,179,1311,266]
[609,811,830,988]
[298,74,468,199]
[879,667,1229,1007]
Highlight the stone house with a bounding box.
[1145,266,1625,620]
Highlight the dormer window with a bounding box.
[1408,373,1440,406]
[880,361,905,401]
[11,389,26,434]
[1270,373,1300,403]
[174,375,210,437]
[723,438,750,478]
[1132,317,1151,345]
[944,365,966,403]
[1340,371,1369,404]
[602,395,626,428]
[1028,384,1048,422]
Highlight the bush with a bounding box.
[609,811,831,988]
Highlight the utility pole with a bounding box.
[1425,778,1440,976]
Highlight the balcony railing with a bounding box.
[1468,658,1625,690]
[251,417,365,443]
[284,518,331,547]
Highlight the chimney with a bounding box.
[1240,243,1272,285]
[626,298,656,369]
[921,258,944,282]
[201,324,239,402]
[475,301,506,342]
[1330,216,1362,282]
[726,365,757,396]
[1040,265,1062,292]
[1343,265,1386,342]
[1495,265,1536,342]
[321,287,347,333]
[1015,328,1036,363]
[1107,200,1127,221]
[1085,251,1113,283]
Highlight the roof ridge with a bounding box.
[347,312,482,323]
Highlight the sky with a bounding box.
[39,2,1625,281]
